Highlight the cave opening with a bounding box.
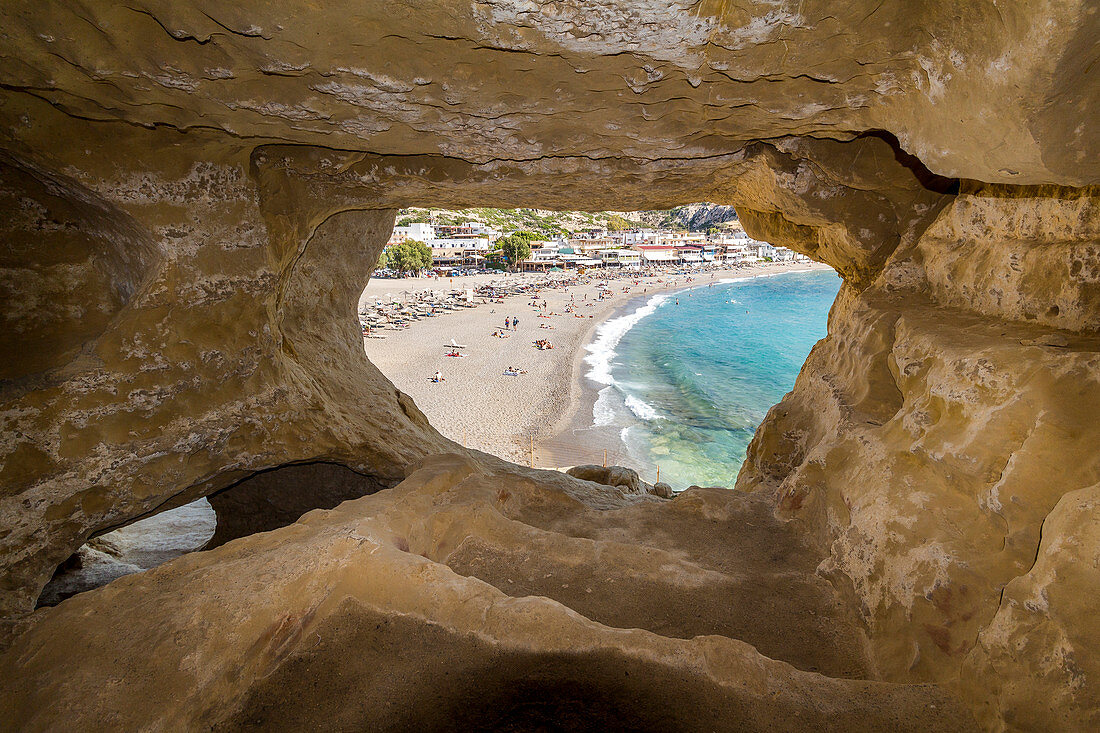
[37,497,216,608]
[361,206,838,491]
[0,1,1096,727]
[36,461,397,608]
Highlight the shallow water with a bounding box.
[584,269,841,490]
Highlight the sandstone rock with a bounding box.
[567,464,642,493]
[961,482,1100,731]
[0,2,1096,729]
[0,454,976,731]
[651,482,675,499]
[738,184,1100,729]
[1021,334,1070,348]
[0,138,451,616]
[0,2,1094,184]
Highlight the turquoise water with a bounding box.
[583,269,841,490]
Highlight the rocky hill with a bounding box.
[664,202,740,230]
[396,203,740,235]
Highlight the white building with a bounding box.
[595,249,641,267]
[713,231,751,245]
[721,243,750,263]
[528,246,560,263]
[621,229,658,246]
[433,223,501,240]
[660,231,707,247]
[389,222,435,244]
[753,242,777,259]
[430,236,491,251]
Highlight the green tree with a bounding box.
[387,239,432,275]
[375,247,389,270]
[494,234,532,270]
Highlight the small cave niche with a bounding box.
[36,462,396,609]
[37,498,217,608]
[204,461,398,550]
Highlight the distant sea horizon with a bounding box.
[582,268,841,490]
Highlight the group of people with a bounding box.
[534,339,554,350]
[503,316,520,331]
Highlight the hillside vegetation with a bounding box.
[395,204,740,237]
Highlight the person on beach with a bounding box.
[432,371,445,383]
[514,317,520,330]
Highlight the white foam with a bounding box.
[592,386,615,426]
[719,267,815,285]
[624,394,662,421]
[583,292,671,386]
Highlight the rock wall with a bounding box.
[0,105,952,618]
[738,183,1100,728]
[1,1,1098,730]
[0,101,449,617]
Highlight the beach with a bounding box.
[362,261,832,467]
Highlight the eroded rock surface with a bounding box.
[0,1,1097,730]
[1,1,1096,184]
[738,183,1100,727]
[0,454,975,732]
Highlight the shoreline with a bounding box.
[540,263,834,476]
[362,261,833,467]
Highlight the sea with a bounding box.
[582,268,841,490]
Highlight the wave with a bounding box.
[583,292,672,386]
[718,267,816,285]
[624,394,663,421]
[592,386,615,426]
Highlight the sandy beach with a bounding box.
[362,261,832,466]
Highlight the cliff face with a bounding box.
[0,1,1097,730]
[738,183,1100,727]
[667,202,740,231]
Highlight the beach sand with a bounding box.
[362,262,832,467]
